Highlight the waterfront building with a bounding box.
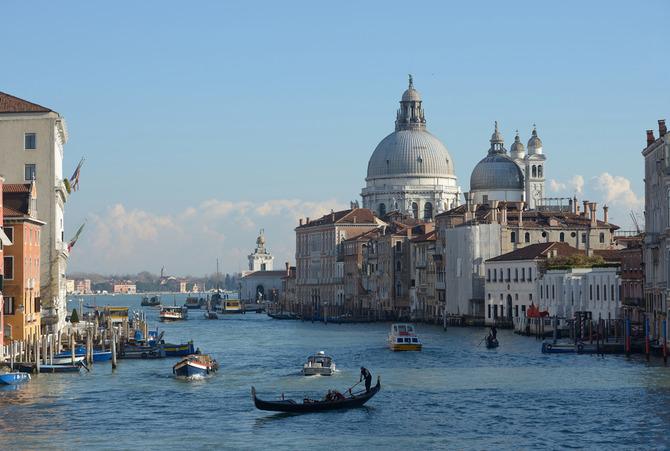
[294,207,385,317]
[65,279,75,293]
[0,177,5,355]
[0,92,70,335]
[361,76,461,219]
[239,231,284,304]
[113,283,136,294]
[2,181,44,345]
[409,228,438,321]
[279,262,296,312]
[618,236,645,324]
[75,279,91,294]
[642,119,669,340]
[436,195,620,319]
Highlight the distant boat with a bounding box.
[184,296,202,309]
[251,377,381,413]
[217,299,244,314]
[163,340,195,356]
[386,323,422,351]
[542,341,597,354]
[173,354,219,377]
[0,372,30,385]
[141,295,161,307]
[204,311,218,319]
[301,351,336,376]
[159,305,188,321]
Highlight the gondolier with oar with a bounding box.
[360,366,372,393]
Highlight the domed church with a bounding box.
[361,76,462,220]
[469,122,547,210]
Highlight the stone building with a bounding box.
[642,119,670,340]
[0,92,70,334]
[239,231,284,305]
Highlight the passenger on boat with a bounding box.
[360,367,372,392]
[195,348,202,355]
[325,389,334,401]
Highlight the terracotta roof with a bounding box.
[487,242,581,262]
[410,230,436,243]
[3,184,31,194]
[3,205,28,218]
[0,92,54,114]
[299,208,383,228]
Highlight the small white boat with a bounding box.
[386,323,422,351]
[47,355,87,365]
[301,351,336,376]
[159,305,188,321]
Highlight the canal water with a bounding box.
[2,294,670,450]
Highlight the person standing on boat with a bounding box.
[490,325,497,340]
[360,367,372,392]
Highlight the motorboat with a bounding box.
[159,305,188,321]
[386,323,422,351]
[141,295,161,307]
[542,341,597,354]
[252,377,380,413]
[217,299,244,314]
[173,354,219,377]
[184,296,203,309]
[204,311,218,319]
[301,351,336,376]
[0,372,30,385]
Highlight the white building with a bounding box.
[0,92,69,334]
[248,229,273,271]
[361,76,461,220]
[239,232,283,304]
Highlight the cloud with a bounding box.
[549,175,584,194]
[592,172,643,209]
[68,198,349,277]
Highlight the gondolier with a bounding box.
[360,366,372,392]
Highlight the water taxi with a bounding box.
[217,299,244,314]
[159,305,188,321]
[301,351,336,376]
[173,354,218,377]
[386,323,422,351]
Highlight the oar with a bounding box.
[346,380,362,395]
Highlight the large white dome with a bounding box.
[366,129,455,179]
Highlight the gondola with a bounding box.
[485,337,499,348]
[251,377,380,413]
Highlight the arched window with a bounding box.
[423,202,433,221]
[379,203,386,216]
[395,281,402,296]
[538,166,543,177]
[412,203,419,219]
[525,232,530,243]
[396,260,402,272]
[532,165,537,177]
[599,233,605,243]
[559,232,565,242]
[603,284,607,301]
[511,231,516,243]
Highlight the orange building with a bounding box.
[2,181,44,345]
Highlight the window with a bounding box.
[4,256,13,280]
[25,164,36,181]
[532,165,537,177]
[603,284,607,301]
[525,232,530,243]
[514,268,518,282]
[528,268,532,281]
[521,268,525,281]
[511,232,516,243]
[378,203,386,216]
[487,269,491,282]
[599,233,605,243]
[395,281,402,296]
[559,232,565,242]
[396,261,402,272]
[506,268,511,282]
[25,133,36,149]
[395,242,402,253]
[4,227,13,244]
[582,233,586,244]
[3,296,15,315]
[423,203,433,221]
[538,166,543,177]
[412,203,418,219]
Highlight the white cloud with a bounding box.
[549,175,584,195]
[68,198,349,277]
[592,172,643,209]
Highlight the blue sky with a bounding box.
[1,1,663,277]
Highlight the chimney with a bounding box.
[517,202,525,227]
[489,200,499,223]
[299,218,303,226]
[574,195,578,214]
[568,198,573,214]
[660,119,667,136]
[583,200,589,217]
[331,213,335,222]
[500,202,508,225]
[588,202,598,226]
[603,205,609,223]
[306,217,310,224]
[285,262,290,277]
[647,130,656,146]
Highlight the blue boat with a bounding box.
[53,347,112,362]
[0,372,31,385]
[17,363,82,373]
[172,354,218,377]
[162,340,195,356]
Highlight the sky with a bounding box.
[1,1,664,277]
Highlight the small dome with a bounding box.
[470,155,524,191]
[510,133,525,154]
[527,128,543,149]
[402,88,421,102]
[490,122,503,143]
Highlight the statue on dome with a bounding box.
[408,74,413,88]
[256,229,265,248]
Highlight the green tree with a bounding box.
[70,308,80,324]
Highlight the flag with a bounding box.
[69,157,85,192]
[68,220,87,252]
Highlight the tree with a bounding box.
[70,308,80,324]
